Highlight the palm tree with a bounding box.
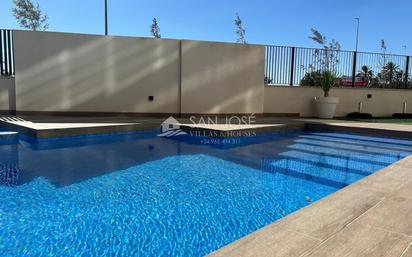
[380,62,399,85]
[358,65,374,85]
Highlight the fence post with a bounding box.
[351,51,357,87]
[405,56,410,88]
[178,40,182,117]
[7,30,12,76]
[289,47,295,86]
[3,30,9,75]
[11,30,15,76]
[0,30,3,75]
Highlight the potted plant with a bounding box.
[314,70,339,119]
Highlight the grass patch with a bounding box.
[343,117,412,124]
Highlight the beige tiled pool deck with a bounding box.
[309,120,412,133]
[304,119,412,139]
[0,116,307,139]
[2,115,411,139]
[1,115,412,256]
[0,115,163,139]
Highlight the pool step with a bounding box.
[300,134,412,152]
[262,160,350,189]
[279,150,383,175]
[0,132,19,145]
[289,143,404,165]
[309,132,412,147]
[295,138,411,157]
[268,158,365,184]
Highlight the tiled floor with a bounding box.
[304,119,412,139]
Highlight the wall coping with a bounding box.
[265,84,412,92]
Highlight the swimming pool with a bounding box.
[1,130,411,256]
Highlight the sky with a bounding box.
[0,0,411,55]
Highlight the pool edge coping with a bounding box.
[3,118,412,141]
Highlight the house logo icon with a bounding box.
[158,116,188,137]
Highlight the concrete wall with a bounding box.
[181,40,264,114]
[0,77,15,113]
[13,30,265,114]
[13,30,181,113]
[13,30,411,117]
[264,86,412,117]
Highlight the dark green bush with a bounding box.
[300,71,323,86]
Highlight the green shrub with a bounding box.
[300,70,322,86]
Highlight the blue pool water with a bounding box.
[1,130,411,256]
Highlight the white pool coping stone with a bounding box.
[0,120,159,140]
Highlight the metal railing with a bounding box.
[0,29,15,77]
[265,45,412,89]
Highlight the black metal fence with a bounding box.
[0,29,15,76]
[265,45,412,89]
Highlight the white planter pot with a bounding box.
[314,97,339,119]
